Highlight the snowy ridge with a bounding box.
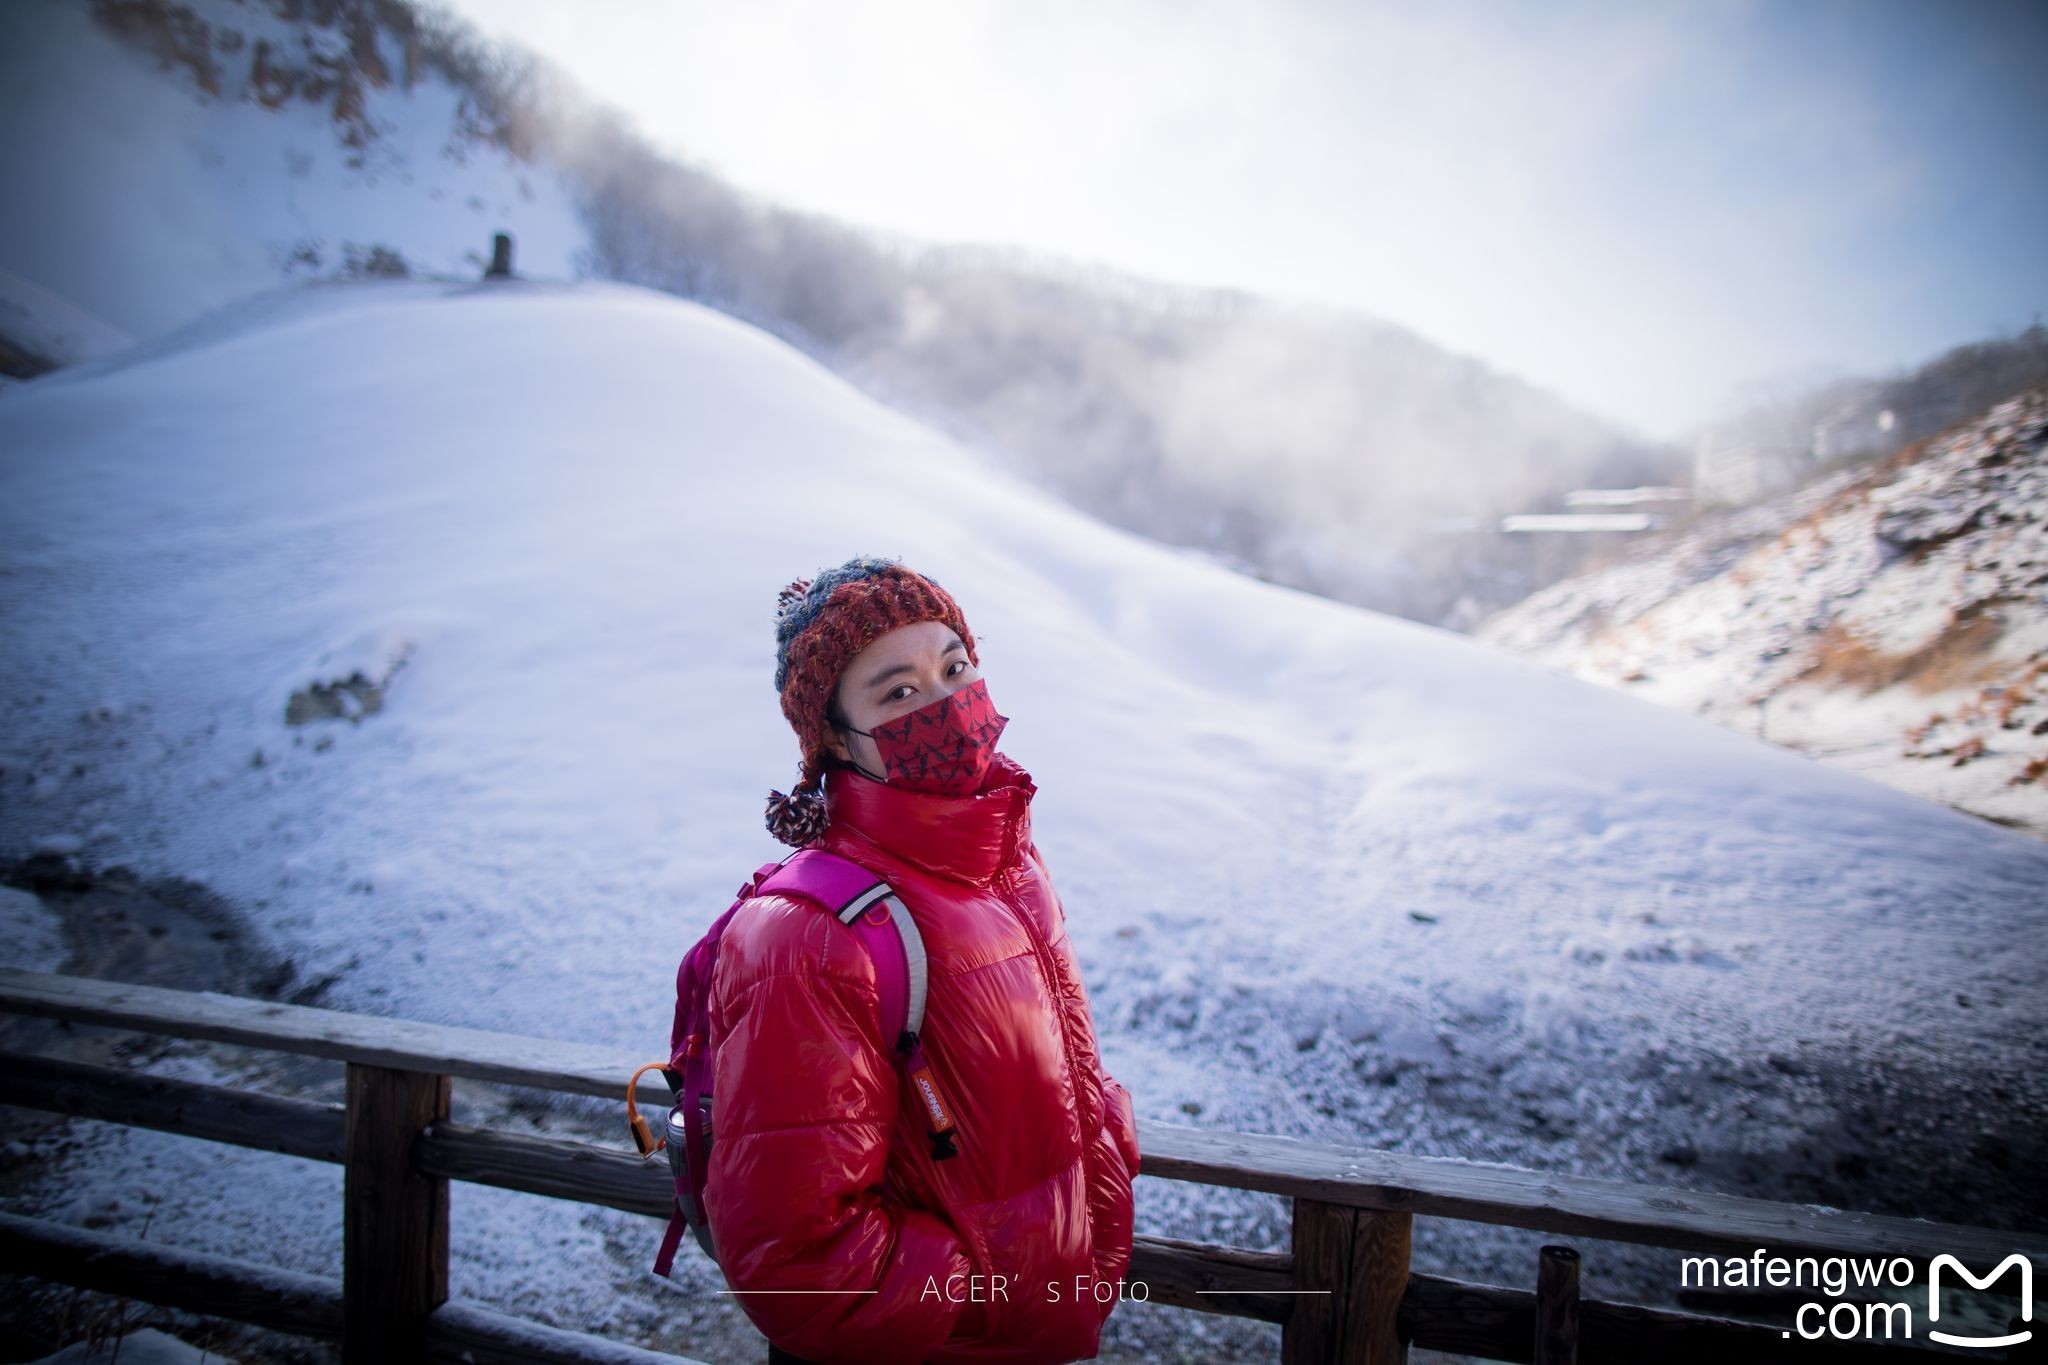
[0,0,587,348]
[1479,389,2048,837]
[1,282,2043,1357]
[0,267,134,371]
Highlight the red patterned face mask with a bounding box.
[839,677,1009,796]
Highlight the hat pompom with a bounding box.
[775,578,812,623]
[764,781,829,847]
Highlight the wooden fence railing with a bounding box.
[1,968,2041,1363]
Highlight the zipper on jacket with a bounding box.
[992,855,1091,1133]
[987,825,1117,1291]
[993,853,1120,1299]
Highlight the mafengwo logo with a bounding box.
[1928,1254,2032,1350]
[1682,1248,2034,1345]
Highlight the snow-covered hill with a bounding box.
[0,0,586,354]
[2,282,2044,1359]
[1479,390,2048,839]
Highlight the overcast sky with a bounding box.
[445,0,2048,439]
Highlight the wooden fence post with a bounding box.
[1282,1199,1411,1364]
[344,1063,450,1364]
[1533,1244,1580,1365]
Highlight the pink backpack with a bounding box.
[626,846,961,1278]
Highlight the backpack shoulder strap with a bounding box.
[757,848,929,1045]
[761,848,956,1159]
[649,848,958,1279]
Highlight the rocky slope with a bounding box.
[1478,389,2048,836]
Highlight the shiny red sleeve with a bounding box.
[702,898,980,1363]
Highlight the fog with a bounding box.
[437,38,1666,623]
[450,0,2048,439]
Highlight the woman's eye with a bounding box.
[947,660,967,676]
[887,685,913,702]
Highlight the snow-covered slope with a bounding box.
[1479,390,2048,838]
[0,267,134,374]
[0,0,586,347]
[2,283,2044,1358]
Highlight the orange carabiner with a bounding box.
[625,1061,671,1159]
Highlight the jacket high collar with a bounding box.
[822,749,1037,887]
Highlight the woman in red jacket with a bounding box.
[705,555,1141,1364]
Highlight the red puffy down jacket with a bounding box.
[703,750,1141,1363]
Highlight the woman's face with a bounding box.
[824,618,981,779]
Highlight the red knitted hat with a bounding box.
[765,556,980,845]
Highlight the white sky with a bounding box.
[444,0,2048,439]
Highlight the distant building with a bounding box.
[1694,429,1771,506]
[1563,486,1690,508]
[1500,513,1661,533]
[1811,406,1897,463]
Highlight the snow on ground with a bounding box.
[0,267,134,369]
[29,1328,238,1365]
[1479,390,2048,838]
[2,281,2045,1361]
[0,885,64,972]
